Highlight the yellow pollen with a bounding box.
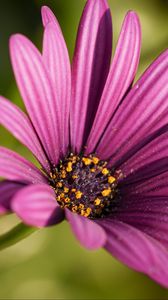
[94,198,101,206]
[57,182,63,188]
[108,176,116,184]
[64,187,69,193]
[101,188,111,197]
[72,175,78,179]
[57,195,61,202]
[79,203,85,210]
[84,207,92,217]
[82,157,92,165]
[75,191,83,199]
[66,162,72,172]
[60,193,65,198]
[92,157,99,164]
[72,206,78,213]
[80,209,85,216]
[102,168,109,175]
[71,156,77,163]
[64,197,70,203]
[71,188,76,192]
[61,170,66,178]
[90,168,96,172]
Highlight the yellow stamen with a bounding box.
[60,193,65,198]
[79,204,85,210]
[90,168,96,172]
[94,198,101,206]
[64,187,69,193]
[71,188,76,192]
[66,162,72,172]
[101,189,111,197]
[64,197,70,203]
[84,207,92,217]
[61,170,66,178]
[75,191,83,199]
[80,209,85,216]
[108,176,116,184]
[57,182,63,188]
[72,206,78,213]
[82,157,92,165]
[92,157,99,164]
[72,175,78,179]
[102,168,109,175]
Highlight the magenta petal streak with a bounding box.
[86,11,141,154]
[70,0,112,152]
[12,184,64,227]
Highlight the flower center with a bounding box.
[49,153,118,219]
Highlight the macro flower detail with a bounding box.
[0,0,168,288]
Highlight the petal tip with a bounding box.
[41,5,57,27]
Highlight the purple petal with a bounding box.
[70,0,112,152]
[12,184,64,227]
[96,50,168,166]
[0,147,46,184]
[118,126,168,183]
[41,6,59,28]
[86,11,141,154]
[43,22,71,155]
[121,171,168,197]
[99,219,168,287]
[112,194,168,248]
[66,209,106,250]
[10,34,61,165]
[0,96,50,172]
[0,181,24,214]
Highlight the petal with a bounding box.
[121,171,168,197]
[86,11,141,154]
[70,0,112,152]
[0,96,50,172]
[99,219,168,287]
[43,22,71,155]
[10,34,61,165]
[112,194,168,248]
[96,50,168,166]
[0,147,46,184]
[0,181,24,215]
[12,184,64,227]
[66,209,106,250]
[41,5,59,27]
[120,125,168,183]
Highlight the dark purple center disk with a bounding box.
[49,153,118,219]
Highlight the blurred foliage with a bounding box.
[0,0,168,299]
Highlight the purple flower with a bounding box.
[0,0,168,287]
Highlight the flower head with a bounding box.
[0,0,168,287]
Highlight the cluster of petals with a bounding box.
[0,0,168,287]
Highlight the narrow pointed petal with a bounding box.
[97,50,168,166]
[66,209,106,250]
[86,11,141,153]
[10,34,61,165]
[71,0,112,152]
[99,219,168,287]
[0,147,46,184]
[0,96,50,172]
[12,184,64,227]
[0,181,24,214]
[41,5,59,28]
[43,22,71,155]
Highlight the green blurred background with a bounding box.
[0,0,168,299]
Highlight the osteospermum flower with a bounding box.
[0,0,168,287]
